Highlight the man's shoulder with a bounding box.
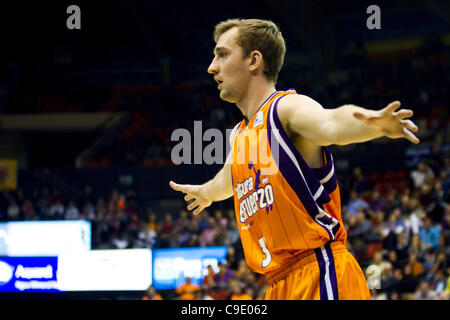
[276,92,318,106]
[275,93,323,121]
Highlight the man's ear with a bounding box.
[248,50,263,72]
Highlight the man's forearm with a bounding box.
[329,104,384,145]
[200,165,233,202]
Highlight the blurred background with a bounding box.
[0,0,448,300]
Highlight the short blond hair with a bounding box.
[213,18,286,84]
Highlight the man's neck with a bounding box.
[236,79,276,122]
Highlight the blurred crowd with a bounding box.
[1,144,449,300]
[344,150,450,300]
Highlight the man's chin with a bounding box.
[219,90,234,103]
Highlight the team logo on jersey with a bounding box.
[235,162,275,224]
[254,111,264,127]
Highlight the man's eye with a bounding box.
[219,53,226,57]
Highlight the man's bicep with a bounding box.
[277,94,335,146]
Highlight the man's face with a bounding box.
[207,27,250,103]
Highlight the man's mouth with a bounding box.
[214,77,223,89]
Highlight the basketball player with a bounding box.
[169,19,419,300]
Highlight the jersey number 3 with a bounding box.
[258,236,272,268]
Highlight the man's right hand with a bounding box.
[169,181,213,215]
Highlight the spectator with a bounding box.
[22,199,37,220]
[419,216,441,250]
[387,189,400,212]
[147,211,160,233]
[160,213,175,234]
[432,269,448,296]
[443,268,450,298]
[49,199,65,219]
[137,221,157,248]
[65,201,80,220]
[395,232,410,264]
[50,189,64,208]
[188,214,201,236]
[42,207,54,220]
[111,231,129,249]
[214,209,228,229]
[255,285,268,300]
[370,251,390,273]
[408,252,425,277]
[388,208,407,235]
[369,189,385,213]
[174,210,190,234]
[244,272,261,294]
[426,180,446,223]
[351,167,370,194]
[413,280,439,300]
[441,208,450,249]
[348,211,373,242]
[345,190,369,216]
[411,162,435,188]
[176,277,201,300]
[80,202,96,221]
[380,262,399,298]
[176,225,192,247]
[382,219,399,251]
[202,265,216,289]
[214,262,233,289]
[197,213,211,234]
[159,213,175,248]
[199,217,219,247]
[230,282,254,300]
[431,251,448,275]
[403,197,424,245]
[398,264,418,295]
[387,250,403,270]
[224,218,240,247]
[235,259,251,283]
[7,201,20,220]
[142,286,163,300]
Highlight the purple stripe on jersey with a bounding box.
[322,176,338,195]
[311,146,333,178]
[332,222,341,238]
[312,146,338,194]
[267,95,321,222]
[316,190,331,208]
[270,99,323,195]
[314,247,329,300]
[267,93,335,240]
[325,243,339,300]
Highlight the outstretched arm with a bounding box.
[277,94,419,146]
[169,155,233,215]
[169,125,238,215]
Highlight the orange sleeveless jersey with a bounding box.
[231,90,347,278]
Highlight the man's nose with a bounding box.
[207,58,218,75]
